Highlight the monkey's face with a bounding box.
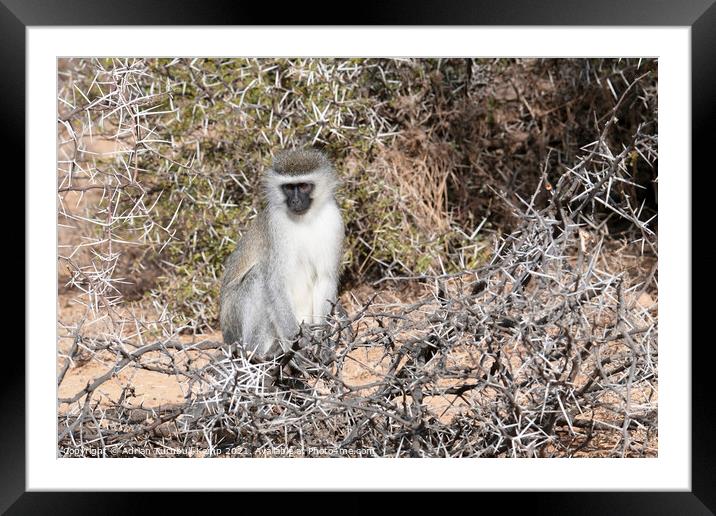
[263,159,338,218]
[281,182,314,215]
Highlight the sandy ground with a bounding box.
[57,294,191,407]
[57,288,440,403]
[57,283,656,434]
[57,284,489,431]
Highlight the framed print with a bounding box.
[7,0,713,512]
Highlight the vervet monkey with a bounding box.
[220,149,344,359]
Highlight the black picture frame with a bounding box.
[7,0,712,513]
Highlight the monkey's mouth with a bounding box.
[287,198,313,215]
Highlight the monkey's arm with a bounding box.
[264,264,300,350]
[221,220,265,290]
[312,274,339,322]
[312,211,343,323]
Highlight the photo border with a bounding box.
[7,0,713,512]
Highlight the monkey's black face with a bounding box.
[281,182,314,215]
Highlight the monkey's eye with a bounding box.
[297,183,314,194]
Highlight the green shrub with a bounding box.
[59,58,657,330]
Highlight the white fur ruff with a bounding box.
[271,200,342,324]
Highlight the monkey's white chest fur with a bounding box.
[272,202,342,325]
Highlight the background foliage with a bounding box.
[58,58,657,330]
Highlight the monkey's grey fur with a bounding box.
[220,149,344,359]
[271,148,332,176]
